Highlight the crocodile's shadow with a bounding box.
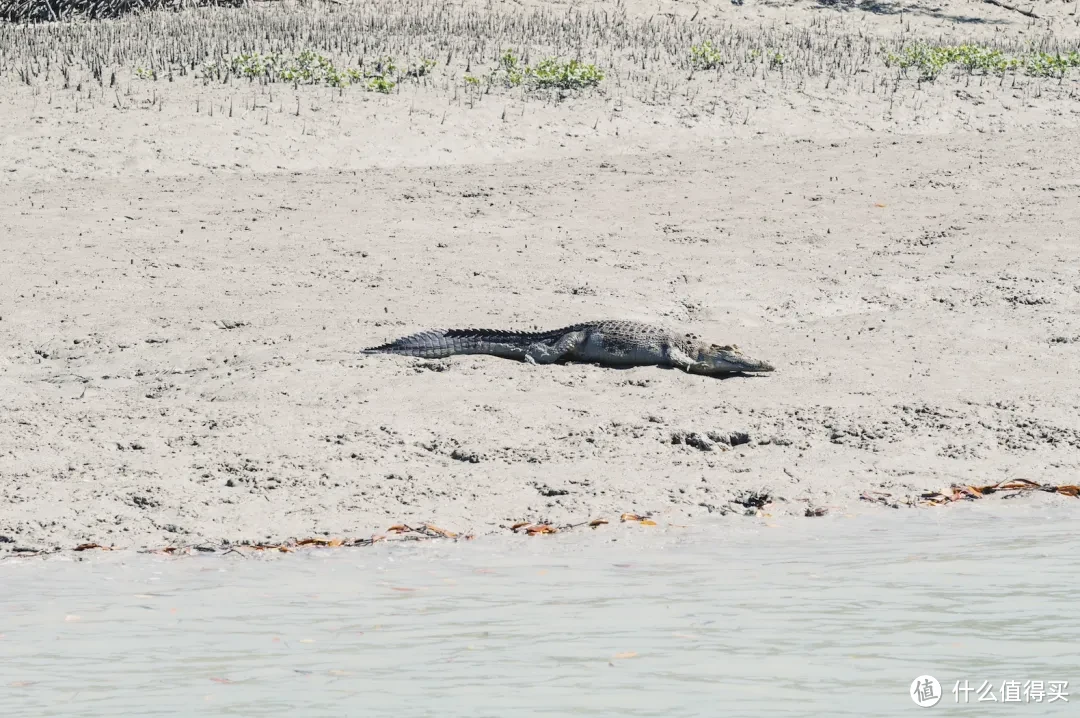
[555,360,771,380]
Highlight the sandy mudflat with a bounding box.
[1,0,1079,550]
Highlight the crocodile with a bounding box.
[363,319,774,376]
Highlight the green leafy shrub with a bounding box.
[884,42,1080,82]
[689,40,724,70]
[528,57,603,89]
[198,50,433,92]
[479,50,603,91]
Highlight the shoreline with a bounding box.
[2,484,1076,556]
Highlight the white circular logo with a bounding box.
[910,675,942,707]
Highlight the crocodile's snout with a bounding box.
[705,345,775,374]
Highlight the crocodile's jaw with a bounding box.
[697,345,775,374]
[726,356,775,373]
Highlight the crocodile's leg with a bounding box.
[523,330,588,365]
[666,344,697,372]
[667,344,716,374]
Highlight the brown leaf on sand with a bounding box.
[386,524,410,534]
[995,479,1040,490]
[588,519,609,528]
[620,513,655,525]
[510,521,531,531]
[975,479,1079,499]
[525,524,557,535]
[73,543,111,551]
[424,524,458,538]
[296,537,345,548]
[920,477,1080,506]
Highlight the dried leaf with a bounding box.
[296,537,346,547]
[588,519,609,528]
[1056,485,1080,497]
[424,524,457,538]
[639,519,657,526]
[996,479,1039,490]
[73,543,110,551]
[619,513,644,522]
[874,203,887,208]
[387,524,409,533]
[526,524,557,535]
[510,521,531,531]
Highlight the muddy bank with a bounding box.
[2,2,1079,550]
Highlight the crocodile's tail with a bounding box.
[363,328,541,360]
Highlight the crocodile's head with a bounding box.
[696,343,775,374]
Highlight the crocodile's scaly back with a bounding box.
[363,319,774,375]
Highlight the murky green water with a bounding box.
[2,502,1076,717]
